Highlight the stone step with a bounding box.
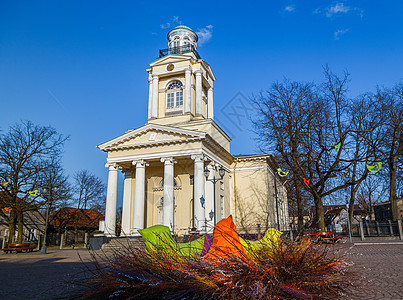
[101,237,145,251]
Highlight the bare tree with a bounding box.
[374,83,403,220]
[252,80,314,231]
[0,121,67,243]
[73,170,105,243]
[253,67,381,230]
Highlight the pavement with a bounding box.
[0,249,95,300]
[0,242,402,299]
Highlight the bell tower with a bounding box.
[146,25,215,126]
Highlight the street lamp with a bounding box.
[204,166,225,225]
[40,187,58,254]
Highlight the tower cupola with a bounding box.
[167,25,198,49]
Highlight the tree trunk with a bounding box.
[8,217,16,245]
[74,226,78,244]
[314,194,325,231]
[17,212,24,243]
[294,180,304,233]
[348,189,356,226]
[389,155,399,220]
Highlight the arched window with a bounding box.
[166,80,183,112]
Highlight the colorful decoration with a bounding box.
[138,225,205,258]
[277,168,289,177]
[4,207,12,212]
[303,178,310,185]
[85,217,355,300]
[239,228,282,258]
[28,190,38,196]
[0,181,8,187]
[203,215,247,261]
[331,142,341,149]
[367,162,382,173]
[344,168,350,178]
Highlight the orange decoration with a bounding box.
[4,207,12,212]
[303,178,310,185]
[203,215,247,261]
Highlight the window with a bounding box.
[166,80,183,113]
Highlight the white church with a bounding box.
[98,25,289,237]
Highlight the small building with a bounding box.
[48,207,104,245]
[49,207,104,231]
[0,192,45,244]
[374,199,403,221]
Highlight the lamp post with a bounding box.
[204,166,225,225]
[40,187,57,254]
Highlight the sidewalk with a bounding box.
[0,249,96,300]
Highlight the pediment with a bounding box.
[98,124,205,151]
[150,55,192,67]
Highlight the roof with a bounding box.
[173,25,194,32]
[49,207,104,229]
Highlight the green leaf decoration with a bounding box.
[366,162,382,173]
[277,168,289,177]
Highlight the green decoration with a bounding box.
[277,168,289,177]
[366,162,382,173]
[138,225,205,258]
[239,228,282,257]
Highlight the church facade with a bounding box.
[98,26,289,237]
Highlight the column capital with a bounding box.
[132,160,148,168]
[152,74,159,79]
[191,154,206,162]
[194,69,203,75]
[160,157,176,164]
[105,162,118,170]
[185,67,192,73]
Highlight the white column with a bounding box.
[195,70,203,116]
[148,77,153,120]
[104,163,118,237]
[132,160,146,234]
[121,168,133,236]
[185,68,192,113]
[152,75,159,119]
[192,154,206,231]
[161,157,175,230]
[205,162,215,231]
[207,87,214,119]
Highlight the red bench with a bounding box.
[1,243,36,253]
[309,232,342,244]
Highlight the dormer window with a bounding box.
[166,80,183,115]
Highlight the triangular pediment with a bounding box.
[97,124,206,151]
[150,54,193,67]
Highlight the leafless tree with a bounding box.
[0,121,67,243]
[253,67,382,230]
[374,83,403,220]
[72,169,105,243]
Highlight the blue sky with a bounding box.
[1,1,402,204]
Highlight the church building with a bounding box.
[98,26,289,236]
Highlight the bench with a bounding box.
[1,243,36,253]
[309,232,342,244]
